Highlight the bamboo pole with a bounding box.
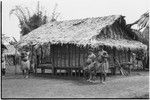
[52,45,55,75]
[68,44,70,67]
[59,44,62,76]
[78,47,81,77]
[75,45,77,77]
[71,45,73,68]
[71,45,73,76]
[64,45,67,76]
[56,45,58,68]
[40,45,45,73]
[113,47,116,75]
[30,45,33,73]
[15,49,17,74]
[74,45,76,68]
[49,42,51,64]
[68,44,71,76]
[35,49,37,74]
[128,48,131,62]
[64,45,66,68]
[40,45,42,64]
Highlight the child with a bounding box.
[97,48,109,84]
[2,55,6,76]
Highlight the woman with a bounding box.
[97,49,109,83]
[20,51,31,78]
[84,50,96,82]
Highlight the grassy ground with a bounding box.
[1,65,149,98]
[1,71,149,98]
[133,94,149,98]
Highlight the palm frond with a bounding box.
[9,2,49,36]
[25,7,31,19]
[137,11,149,30]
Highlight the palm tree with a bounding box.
[9,1,48,36]
[126,11,149,69]
[9,2,60,36]
[131,11,149,69]
[136,11,149,30]
[127,11,149,30]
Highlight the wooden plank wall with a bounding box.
[50,44,88,68]
[37,43,131,73]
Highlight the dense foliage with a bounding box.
[9,3,48,36]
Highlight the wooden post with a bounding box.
[70,45,73,76]
[30,45,33,73]
[64,45,66,68]
[68,45,71,76]
[15,49,17,74]
[113,47,116,75]
[64,45,67,76]
[74,45,76,67]
[74,45,77,77]
[49,42,51,63]
[68,44,70,67]
[118,50,121,64]
[78,47,81,77]
[51,45,55,75]
[60,45,62,76]
[40,45,45,73]
[128,48,131,62]
[56,45,58,68]
[34,49,36,74]
[128,48,132,72]
[124,48,127,62]
[59,45,63,66]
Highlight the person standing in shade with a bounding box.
[131,53,137,69]
[97,48,109,84]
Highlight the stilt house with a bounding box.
[18,15,147,75]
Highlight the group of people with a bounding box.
[84,48,109,83]
[1,50,31,78]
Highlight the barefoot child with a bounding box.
[2,54,6,76]
[97,48,109,83]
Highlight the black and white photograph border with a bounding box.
[1,0,149,99]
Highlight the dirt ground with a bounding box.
[1,67,149,98]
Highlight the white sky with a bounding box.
[2,0,149,42]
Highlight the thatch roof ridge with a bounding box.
[20,15,122,42]
[18,15,147,50]
[28,15,122,34]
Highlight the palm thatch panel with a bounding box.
[136,11,149,30]
[3,45,19,55]
[89,39,147,50]
[132,27,149,46]
[18,15,147,50]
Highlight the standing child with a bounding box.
[2,54,6,76]
[97,48,109,84]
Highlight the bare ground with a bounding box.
[1,70,149,98]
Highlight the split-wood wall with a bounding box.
[36,44,131,72]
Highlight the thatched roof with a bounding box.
[132,27,149,46]
[3,45,19,55]
[142,26,149,43]
[18,15,147,50]
[2,43,7,50]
